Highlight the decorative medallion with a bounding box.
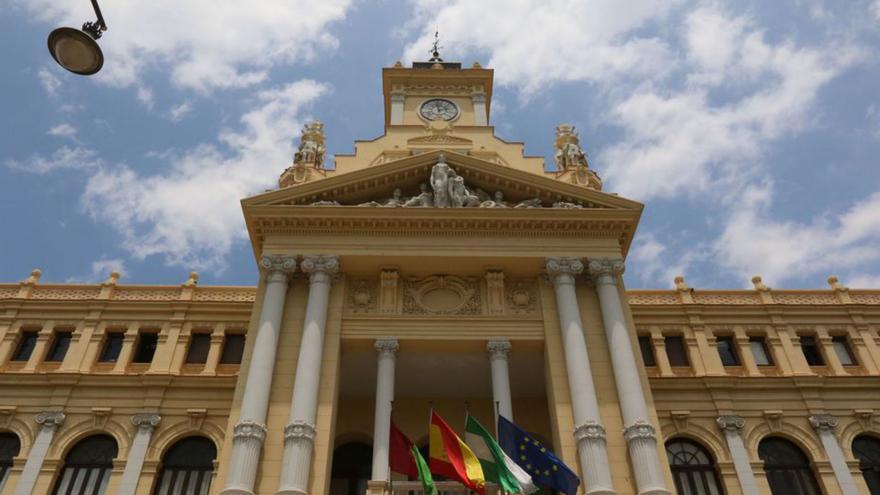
[403,275,480,315]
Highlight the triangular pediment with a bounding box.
[244,150,641,211]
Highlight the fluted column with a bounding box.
[716,415,759,494]
[277,255,340,495]
[118,413,162,495]
[222,254,296,495]
[14,411,65,495]
[545,257,616,495]
[487,340,514,422]
[810,415,859,495]
[371,339,399,482]
[588,258,669,495]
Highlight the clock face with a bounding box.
[420,99,458,121]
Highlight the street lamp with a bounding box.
[47,0,108,75]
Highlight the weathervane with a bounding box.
[429,30,443,62]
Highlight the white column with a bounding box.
[487,340,514,422]
[472,92,488,125]
[371,339,399,481]
[810,414,859,495]
[222,254,296,495]
[545,257,616,495]
[390,91,405,125]
[716,415,759,494]
[277,255,340,495]
[14,411,65,495]
[118,413,162,495]
[588,258,669,495]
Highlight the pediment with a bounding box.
[407,134,473,148]
[244,150,641,211]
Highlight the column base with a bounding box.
[637,489,671,495]
[275,490,308,495]
[584,488,617,495]
[367,480,389,495]
[220,488,255,495]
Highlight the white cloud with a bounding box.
[18,0,351,92]
[81,80,328,270]
[48,123,77,139]
[714,184,880,286]
[6,146,98,174]
[137,86,155,109]
[628,233,687,288]
[168,101,193,123]
[402,0,681,97]
[872,0,880,20]
[66,258,126,283]
[38,67,61,96]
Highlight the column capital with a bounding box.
[34,410,65,430]
[260,255,297,283]
[390,90,406,103]
[301,255,340,281]
[233,420,267,443]
[545,257,584,283]
[587,258,625,281]
[574,421,607,441]
[809,414,839,432]
[716,415,745,432]
[284,420,317,441]
[374,339,399,356]
[623,419,657,442]
[131,413,162,432]
[487,340,512,360]
[471,92,487,104]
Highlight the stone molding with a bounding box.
[374,339,399,356]
[716,415,746,432]
[486,340,512,360]
[623,419,658,442]
[574,421,607,441]
[810,414,839,433]
[233,420,267,442]
[131,413,162,432]
[35,410,65,430]
[284,420,317,441]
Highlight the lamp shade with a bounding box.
[47,27,104,75]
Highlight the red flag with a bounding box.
[389,420,418,478]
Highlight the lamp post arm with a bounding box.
[90,0,108,30]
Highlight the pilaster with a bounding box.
[809,414,859,495]
[14,411,64,495]
[716,415,759,494]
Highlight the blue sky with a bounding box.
[1,0,879,289]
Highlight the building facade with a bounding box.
[1,58,879,495]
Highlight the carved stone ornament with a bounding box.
[554,124,602,190]
[131,413,162,432]
[260,255,296,275]
[486,340,511,360]
[279,121,327,187]
[506,280,537,315]
[809,414,839,432]
[284,420,317,441]
[588,258,625,279]
[545,257,584,279]
[301,255,340,278]
[574,421,607,441]
[403,275,480,315]
[716,415,745,432]
[233,420,267,442]
[375,339,399,356]
[347,279,376,313]
[35,410,66,429]
[623,419,657,442]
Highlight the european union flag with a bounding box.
[497,415,581,495]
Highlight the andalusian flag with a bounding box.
[464,414,538,494]
[411,443,436,495]
[429,411,486,494]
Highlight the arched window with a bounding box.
[53,434,117,495]
[665,438,723,495]
[758,437,821,495]
[853,435,880,495]
[0,432,21,490]
[330,442,372,495]
[153,436,217,495]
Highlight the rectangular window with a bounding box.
[800,335,825,366]
[831,336,857,366]
[665,336,689,367]
[638,335,656,367]
[99,332,125,362]
[11,331,38,361]
[749,337,773,366]
[45,331,72,362]
[716,336,740,366]
[132,332,158,364]
[220,334,246,364]
[186,333,211,364]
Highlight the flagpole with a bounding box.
[388,400,393,495]
[494,400,500,436]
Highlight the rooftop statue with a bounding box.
[554,124,603,191]
[279,121,327,187]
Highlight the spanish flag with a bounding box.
[429,411,486,494]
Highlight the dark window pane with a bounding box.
[220,334,245,364]
[99,333,124,363]
[759,437,821,495]
[638,336,656,367]
[666,439,723,495]
[665,336,689,367]
[716,336,739,366]
[154,437,216,495]
[831,336,857,366]
[11,331,38,361]
[186,334,211,364]
[46,331,72,362]
[750,337,773,366]
[53,435,116,495]
[133,333,158,363]
[0,432,21,462]
[800,335,824,366]
[853,435,880,495]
